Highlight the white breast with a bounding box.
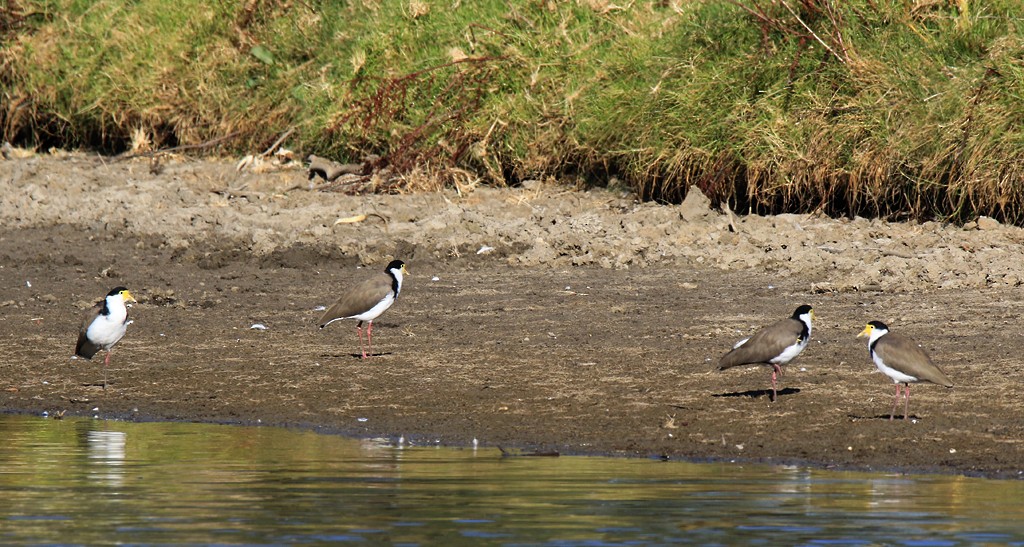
[872,353,918,384]
[350,292,396,322]
[770,337,808,365]
[86,312,130,349]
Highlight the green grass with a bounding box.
[3,0,1024,222]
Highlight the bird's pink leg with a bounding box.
[103,350,112,390]
[366,321,374,359]
[356,325,367,359]
[890,384,902,421]
[903,383,911,420]
[770,364,783,402]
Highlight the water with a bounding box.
[1,414,1023,545]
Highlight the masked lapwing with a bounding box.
[858,320,952,421]
[75,287,136,389]
[318,260,407,359]
[718,305,814,402]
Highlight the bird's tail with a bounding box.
[75,339,99,360]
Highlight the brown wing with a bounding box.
[718,318,803,369]
[74,302,103,359]
[874,333,953,387]
[317,272,392,326]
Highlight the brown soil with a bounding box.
[3,151,1024,478]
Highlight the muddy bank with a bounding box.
[2,152,1023,477]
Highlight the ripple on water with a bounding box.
[1,415,1023,545]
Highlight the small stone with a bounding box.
[977,216,1001,230]
[680,186,713,222]
[811,282,835,294]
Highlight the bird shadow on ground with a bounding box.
[847,413,920,421]
[350,352,394,359]
[711,387,800,399]
[318,352,395,359]
[80,381,109,389]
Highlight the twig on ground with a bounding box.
[260,127,295,158]
[114,130,244,161]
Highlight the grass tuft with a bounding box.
[3,1,1024,222]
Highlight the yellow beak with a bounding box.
[857,325,872,338]
[122,290,137,304]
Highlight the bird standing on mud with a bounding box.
[718,305,814,402]
[75,287,136,389]
[858,320,953,420]
[318,260,407,359]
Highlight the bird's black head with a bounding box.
[107,286,129,297]
[792,304,813,318]
[385,259,406,272]
[858,320,889,340]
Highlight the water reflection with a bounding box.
[86,429,126,485]
[0,414,1022,545]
